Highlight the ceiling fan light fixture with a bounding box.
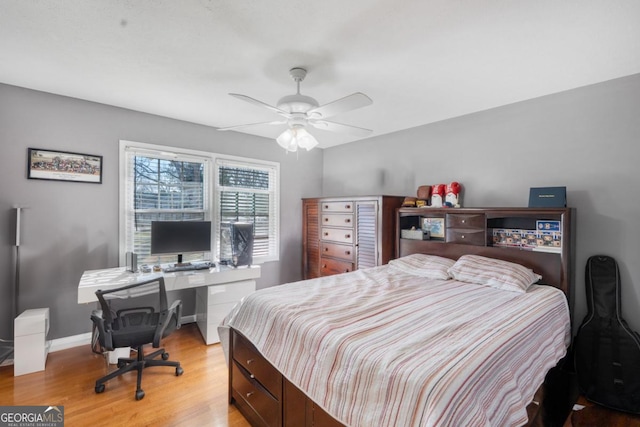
[275,127,318,153]
[295,128,318,151]
[276,129,296,152]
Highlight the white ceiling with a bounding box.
[2,1,639,149]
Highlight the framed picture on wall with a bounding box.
[27,148,103,184]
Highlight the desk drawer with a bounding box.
[321,242,354,261]
[321,227,354,244]
[322,201,354,213]
[233,332,282,399]
[321,257,354,276]
[232,361,280,427]
[321,213,354,227]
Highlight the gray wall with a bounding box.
[0,83,323,340]
[2,73,639,342]
[323,73,640,333]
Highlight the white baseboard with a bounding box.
[182,314,196,324]
[0,317,197,367]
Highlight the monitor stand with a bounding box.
[175,254,191,267]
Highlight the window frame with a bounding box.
[214,156,280,264]
[119,140,280,266]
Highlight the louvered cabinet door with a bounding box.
[356,200,379,269]
[303,199,320,279]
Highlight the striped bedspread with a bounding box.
[220,264,570,427]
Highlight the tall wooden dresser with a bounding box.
[302,196,404,279]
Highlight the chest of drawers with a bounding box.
[302,196,404,279]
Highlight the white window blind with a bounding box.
[215,158,279,263]
[122,144,211,265]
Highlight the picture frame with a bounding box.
[421,217,445,239]
[27,148,103,184]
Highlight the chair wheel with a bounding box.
[162,352,169,360]
[95,384,105,394]
[176,367,184,376]
[135,390,145,400]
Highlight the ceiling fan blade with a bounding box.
[309,120,372,137]
[218,120,287,131]
[307,92,372,119]
[229,93,291,117]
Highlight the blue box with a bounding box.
[528,187,566,208]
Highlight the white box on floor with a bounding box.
[107,347,131,364]
[14,308,50,376]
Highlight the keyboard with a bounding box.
[163,262,215,273]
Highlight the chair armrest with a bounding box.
[90,310,114,351]
[153,300,182,348]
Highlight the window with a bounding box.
[215,157,279,263]
[119,141,279,265]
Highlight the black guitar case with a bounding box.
[574,255,640,414]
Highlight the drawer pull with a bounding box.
[324,218,329,222]
[246,391,255,398]
[345,269,350,272]
[461,235,466,239]
[324,247,329,252]
[324,232,329,236]
[345,234,351,238]
[323,264,327,268]
[345,218,351,223]
[345,250,351,255]
[461,219,466,224]
[345,205,351,209]
[324,205,329,209]
[247,359,254,365]
[250,374,255,379]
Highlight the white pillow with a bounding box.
[447,254,542,293]
[388,254,455,280]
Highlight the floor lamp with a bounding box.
[0,207,21,364]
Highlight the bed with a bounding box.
[220,249,573,426]
[220,207,575,427]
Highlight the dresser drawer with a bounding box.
[446,213,485,229]
[321,201,354,213]
[321,227,354,244]
[321,213,354,227]
[232,361,281,427]
[321,257,354,276]
[321,242,354,261]
[445,228,486,246]
[233,332,282,399]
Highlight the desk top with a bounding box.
[78,264,261,304]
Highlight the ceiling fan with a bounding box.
[218,67,373,152]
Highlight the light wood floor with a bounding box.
[0,323,251,427]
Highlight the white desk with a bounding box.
[78,265,260,344]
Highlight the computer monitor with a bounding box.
[151,220,211,265]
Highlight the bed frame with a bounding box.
[229,207,576,427]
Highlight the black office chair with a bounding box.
[90,277,184,400]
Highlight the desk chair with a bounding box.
[90,277,184,400]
